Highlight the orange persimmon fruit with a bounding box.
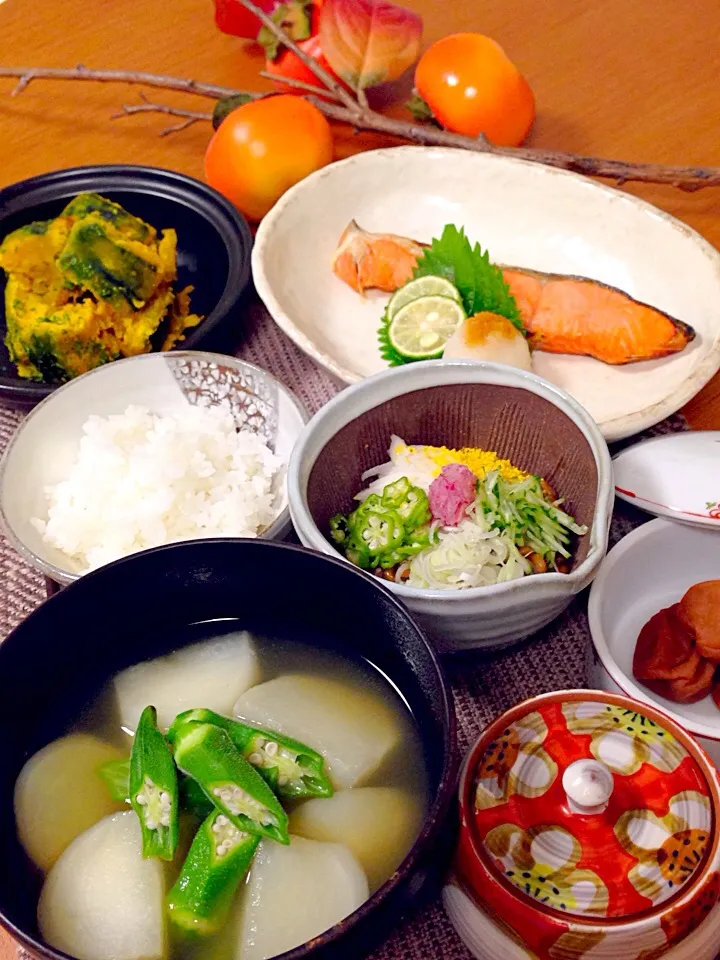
[414,33,535,147]
[204,94,334,221]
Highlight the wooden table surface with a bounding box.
[0,0,719,955]
[1,0,720,433]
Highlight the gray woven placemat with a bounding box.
[0,307,688,960]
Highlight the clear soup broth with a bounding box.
[14,621,429,960]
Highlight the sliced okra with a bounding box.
[167,810,259,936]
[99,757,131,804]
[170,709,333,800]
[130,705,179,861]
[100,755,214,821]
[180,774,215,821]
[172,721,289,845]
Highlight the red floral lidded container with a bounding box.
[445,690,720,960]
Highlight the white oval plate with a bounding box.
[588,518,720,743]
[253,146,720,442]
[613,431,720,527]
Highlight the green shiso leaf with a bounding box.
[377,305,409,367]
[412,224,525,333]
[376,223,526,366]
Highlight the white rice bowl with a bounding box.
[32,404,284,573]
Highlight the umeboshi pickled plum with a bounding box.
[633,604,715,704]
[659,654,715,704]
[677,580,720,662]
[633,605,695,681]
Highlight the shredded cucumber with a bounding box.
[403,470,587,590]
[476,470,587,560]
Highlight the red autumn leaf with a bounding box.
[214,0,277,39]
[215,0,320,46]
[318,0,422,90]
[265,33,348,100]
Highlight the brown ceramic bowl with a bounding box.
[288,360,614,652]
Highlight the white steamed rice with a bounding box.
[33,404,284,573]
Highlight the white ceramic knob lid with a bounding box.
[562,759,614,814]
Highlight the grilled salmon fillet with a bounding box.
[332,220,426,294]
[331,221,696,365]
[502,268,695,365]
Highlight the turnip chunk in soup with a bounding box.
[233,674,403,790]
[16,627,429,960]
[289,787,425,892]
[237,836,368,960]
[38,811,165,960]
[113,633,260,734]
[14,734,126,872]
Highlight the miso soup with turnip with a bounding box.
[14,624,429,960]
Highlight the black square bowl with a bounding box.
[0,164,253,406]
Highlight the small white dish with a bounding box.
[0,352,307,585]
[613,431,720,528]
[253,145,720,442]
[588,517,720,762]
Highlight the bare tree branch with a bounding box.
[258,70,343,101]
[159,117,205,136]
[0,64,253,101]
[110,100,213,136]
[312,98,720,191]
[1,64,719,191]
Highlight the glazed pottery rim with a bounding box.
[253,145,720,442]
[458,688,720,927]
[612,434,720,528]
[288,359,614,603]
[588,517,720,741]
[0,537,459,960]
[0,163,253,403]
[0,352,309,585]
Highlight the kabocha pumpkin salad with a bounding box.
[330,437,587,589]
[0,193,203,383]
